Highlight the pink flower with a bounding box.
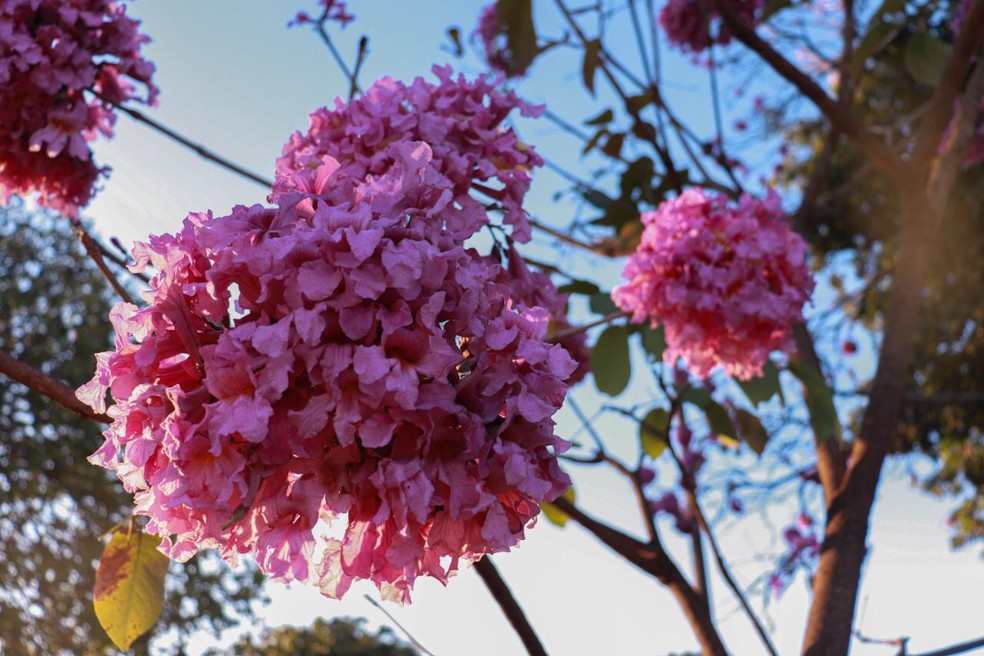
[612,188,814,380]
[0,0,157,217]
[474,3,525,77]
[81,77,574,602]
[658,0,764,54]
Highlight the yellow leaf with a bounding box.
[540,485,576,527]
[94,529,170,650]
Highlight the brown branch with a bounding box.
[688,490,780,656]
[801,59,984,656]
[74,225,136,305]
[709,0,897,172]
[0,349,109,424]
[528,218,616,257]
[112,103,273,189]
[550,497,728,655]
[910,0,984,167]
[473,557,548,656]
[791,323,846,503]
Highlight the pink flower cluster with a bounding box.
[276,65,544,243]
[474,3,524,78]
[0,0,157,217]
[81,71,576,603]
[612,188,813,380]
[658,0,763,53]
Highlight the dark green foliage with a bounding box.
[204,617,418,656]
[0,202,266,656]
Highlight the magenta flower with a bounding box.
[612,188,814,380]
[0,0,157,217]
[81,109,574,602]
[658,0,764,54]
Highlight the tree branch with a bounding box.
[709,0,897,171]
[0,349,109,424]
[550,497,728,655]
[112,102,273,189]
[473,557,548,656]
[801,57,984,656]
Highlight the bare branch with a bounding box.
[0,349,109,424]
[474,557,549,656]
[112,102,273,189]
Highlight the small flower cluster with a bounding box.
[658,0,763,53]
[474,3,524,78]
[275,65,544,243]
[769,514,821,597]
[613,188,813,380]
[81,71,576,603]
[0,0,157,217]
[289,0,354,29]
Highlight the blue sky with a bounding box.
[77,2,984,654]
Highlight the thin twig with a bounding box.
[473,557,548,656]
[363,595,436,656]
[349,36,368,101]
[112,102,273,188]
[74,225,136,305]
[547,310,629,342]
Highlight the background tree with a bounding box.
[204,617,416,656]
[0,202,266,656]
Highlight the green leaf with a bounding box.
[788,359,838,441]
[734,409,769,455]
[738,360,781,406]
[582,38,601,95]
[584,108,614,126]
[905,32,951,85]
[626,93,654,113]
[541,485,576,527]
[589,292,618,316]
[591,325,631,396]
[445,27,463,57]
[581,128,608,156]
[639,325,667,361]
[684,389,736,440]
[580,188,613,209]
[498,0,538,74]
[557,279,601,296]
[93,529,169,651]
[640,407,670,459]
[602,132,625,158]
